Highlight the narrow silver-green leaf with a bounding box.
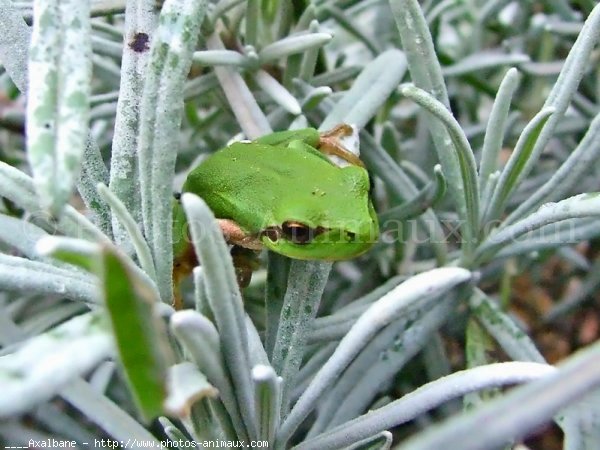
[253,365,282,444]
[469,289,545,363]
[482,108,555,226]
[278,268,472,446]
[321,49,407,130]
[97,183,157,281]
[271,259,331,413]
[295,362,555,450]
[138,0,208,301]
[109,0,157,248]
[397,343,600,450]
[78,139,112,238]
[312,297,458,434]
[253,70,302,115]
[0,312,112,418]
[298,20,321,81]
[506,111,600,224]
[399,84,480,260]
[496,218,600,260]
[206,32,271,139]
[0,0,31,91]
[62,378,162,445]
[0,161,111,244]
[477,193,600,263]
[561,390,600,450]
[258,32,332,63]
[170,310,248,442]
[26,0,92,216]
[499,3,600,225]
[346,431,393,450]
[0,214,48,260]
[164,362,218,417]
[479,68,521,195]
[36,235,160,300]
[441,52,529,77]
[0,253,98,304]
[245,0,260,48]
[193,49,252,66]
[181,193,257,439]
[389,0,449,107]
[324,6,380,55]
[389,0,477,260]
[35,235,100,272]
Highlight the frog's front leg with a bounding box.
[172,218,262,310]
[218,219,263,250]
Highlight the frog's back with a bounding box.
[182,141,369,233]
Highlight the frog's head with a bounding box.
[258,165,379,261]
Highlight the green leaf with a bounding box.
[100,246,173,422]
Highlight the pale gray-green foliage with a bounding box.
[1,1,600,449]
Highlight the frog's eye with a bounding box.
[282,221,313,245]
[262,222,327,245]
[281,221,327,245]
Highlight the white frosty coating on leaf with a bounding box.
[164,362,218,416]
[138,0,210,302]
[35,235,99,259]
[0,214,48,260]
[259,33,333,62]
[26,0,60,212]
[34,236,63,256]
[278,267,472,442]
[26,0,91,216]
[252,364,277,382]
[0,0,31,92]
[254,70,302,115]
[477,193,600,262]
[0,312,112,418]
[109,1,156,246]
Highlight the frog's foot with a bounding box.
[231,246,261,288]
[172,241,198,310]
[171,220,260,309]
[318,124,365,168]
[218,219,263,250]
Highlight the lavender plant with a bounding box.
[0,0,599,449]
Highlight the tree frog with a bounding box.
[172,124,379,306]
